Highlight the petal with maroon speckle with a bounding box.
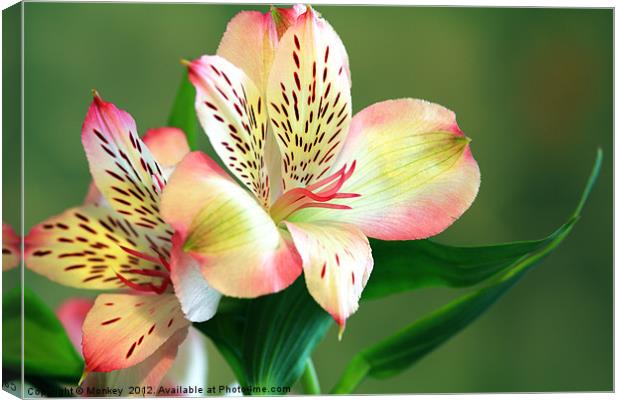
[293,99,481,241]
[83,326,188,392]
[2,222,20,271]
[81,94,171,248]
[82,293,189,372]
[25,204,170,290]
[267,7,352,191]
[284,220,372,329]
[187,56,272,207]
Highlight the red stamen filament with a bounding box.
[120,246,162,265]
[118,246,172,294]
[115,273,170,295]
[270,161,359,222]
[158,255,171,272]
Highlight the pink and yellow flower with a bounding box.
[161,5,480,332]
[25,94,220,385]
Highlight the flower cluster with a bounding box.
[19,4,479,388]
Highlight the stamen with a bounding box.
[270,161,359,222]
[158,255,171,272]
[116,273,171,295]
[118,246,172,294]
[127,269,169,278]
[296,203,352,211]
[115,273,157,293]
[120,246,161,265]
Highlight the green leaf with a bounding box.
[364,238,549,300]
[196,279,332,390]
[168,70,198,150]
[331,149,602,394]
[242,279,332,388]
[3,286,84,382]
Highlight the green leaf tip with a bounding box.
[573,148,602,219]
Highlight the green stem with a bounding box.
[330,355,370,394]
[299,358,321,394]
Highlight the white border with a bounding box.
[0,1,615,400]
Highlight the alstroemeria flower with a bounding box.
[56,298,208,395]
[25,94,220,385]
[161,5,480,331]
[3,222,20,271]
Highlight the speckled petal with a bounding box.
[82,293,189,372]
[292,99,481,241]
[267,8,352,190]
[187,56,272,207]
[81,94,171,249]
[25,204,170,290]
[2,222,19,271]
[284,220,372,329]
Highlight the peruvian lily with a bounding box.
[3,222,20,271]
[56,298,209,394]
[161,5,480,333]
[25,94,220,385]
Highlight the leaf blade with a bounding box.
[196,279,332,390]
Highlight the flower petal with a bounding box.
[142,127,190,169]
[216,11,275,94]
[25,204,170,289]
[169,233,221,323]
[284,221,372,328]
[84,181,105,205]
[267,7,352,190]
[187,56,272,207]
[81,94,171,247]
[216,5,305,94]
[83,325,188,391]
[82,293,189,372]
[272,4,307,38]
[2,222,20,271]
[161,326,208,389]
[293,99,481,241]
[57,298,94,351]
[161,152,302,297]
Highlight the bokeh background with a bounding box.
[5,3,612,394]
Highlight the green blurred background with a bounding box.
[6,3,613,394]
